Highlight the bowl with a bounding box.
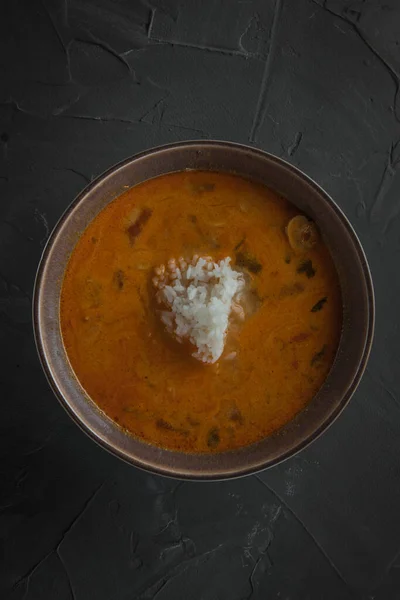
[33,141,374,480]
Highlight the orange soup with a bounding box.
[60,171,342,453]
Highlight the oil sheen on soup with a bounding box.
[60,171,342,453]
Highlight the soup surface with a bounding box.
[60,171,342,453]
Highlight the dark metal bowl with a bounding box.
[33,141,374,480]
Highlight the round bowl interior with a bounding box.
[33,141,374,480]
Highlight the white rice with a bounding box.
[156,256,244,363]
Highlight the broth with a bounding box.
[60,171,342,453]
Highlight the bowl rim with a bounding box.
[33,140,375,480]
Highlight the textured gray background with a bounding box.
[1,0,400,598]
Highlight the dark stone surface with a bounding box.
[1,0,400,598]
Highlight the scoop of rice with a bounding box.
[153,256,244,363]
